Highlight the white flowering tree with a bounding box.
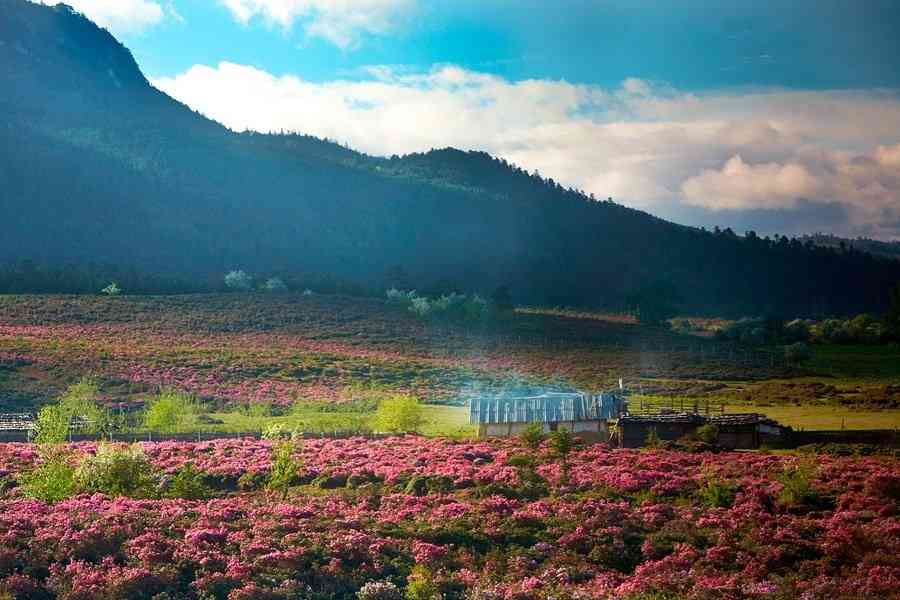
[224,270,252,291]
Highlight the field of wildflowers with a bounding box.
[0,294,790,410]
[0,437,897,599]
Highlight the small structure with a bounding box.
[710,413,786,449]
[616,412,789,449]
[469,391,623,439]
[616,413,706,448]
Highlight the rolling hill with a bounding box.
[2,0,899,316]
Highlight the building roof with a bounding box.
[709,413,781,427]
[617,413,707,425]
[469,392,621,424]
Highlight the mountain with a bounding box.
[2,0,899,316]
[801,234,900,262]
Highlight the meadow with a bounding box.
[0,437,898,599]
[1,294,899,431]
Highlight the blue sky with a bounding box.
[45,0,900,239]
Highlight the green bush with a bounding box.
[644,428,663,449]
[374,395,425,434]
[697,476,738,508]
[267,438,303,498]
[73,443,158,498]
[18,446,76,503]
[519,422,545,450]
[163,462,214,500]
[776,461,831,508]
[404,566,439,600]
[548,428,577,459]
[143,390,200,433]
[34,378,109,442]
[694,424,719,445]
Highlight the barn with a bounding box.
[469,391,623,440]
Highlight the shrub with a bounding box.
[34,378,108,442]
[163,462,214,500]
[548,428,577,459]
[143,390,200,433]
[374,395,425,434]
[697,475,737,508]
[100,282,121,296]
[358,581,401,600]
[644,428,663,449]
[777,461,825,508]
[784,342,812,366]
[267,437,303,498]
[74,443,158,498]
[386,288,417,306]
[262,277,288,293]
[694,424,719,445]
[519,422,545,450]
[224,270,253,291]
[17,446,76,503]
[404,566,439,600]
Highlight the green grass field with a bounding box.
[203,404,476,438]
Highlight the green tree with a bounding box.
[142,390,200,433]
[33,378,107,442]
[100,281,121,295]
[374,395,425,434]
[884,282,900,341]
[17,446,76,502]
[267,437,303,499]
[519,422,545,450]
[491,285,514,312]
[631,281,681,326]
[73,443,157,498]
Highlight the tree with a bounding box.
[491,285,514,312]
[373,395,425,433]
[33,378,107,442]
[100,282,121,295]
[519,422,545,450]
[224,270,252,291]
[884,282,900,341]
[631,281,680,326]
[262,277,288,293]
[142,390,200,433]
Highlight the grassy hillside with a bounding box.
[1,293,898,429]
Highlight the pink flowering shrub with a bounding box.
[0,438,897,599]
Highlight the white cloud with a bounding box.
[219,0,414,48]
[152,63,900,238]
[682,156,821,210]
[38,0,166,34]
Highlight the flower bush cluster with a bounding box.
[0,295,784,409]
[0,437,897,599]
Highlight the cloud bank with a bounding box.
[39,0,167,34]
[219,0,414,48]
[153,63,900,239]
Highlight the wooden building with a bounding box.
[616,413,706,448]
[616,412,788,449]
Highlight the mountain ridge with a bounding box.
[2,0,899,316]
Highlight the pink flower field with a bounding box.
[0,437,898,600]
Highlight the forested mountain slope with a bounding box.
[2,0,899,315]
